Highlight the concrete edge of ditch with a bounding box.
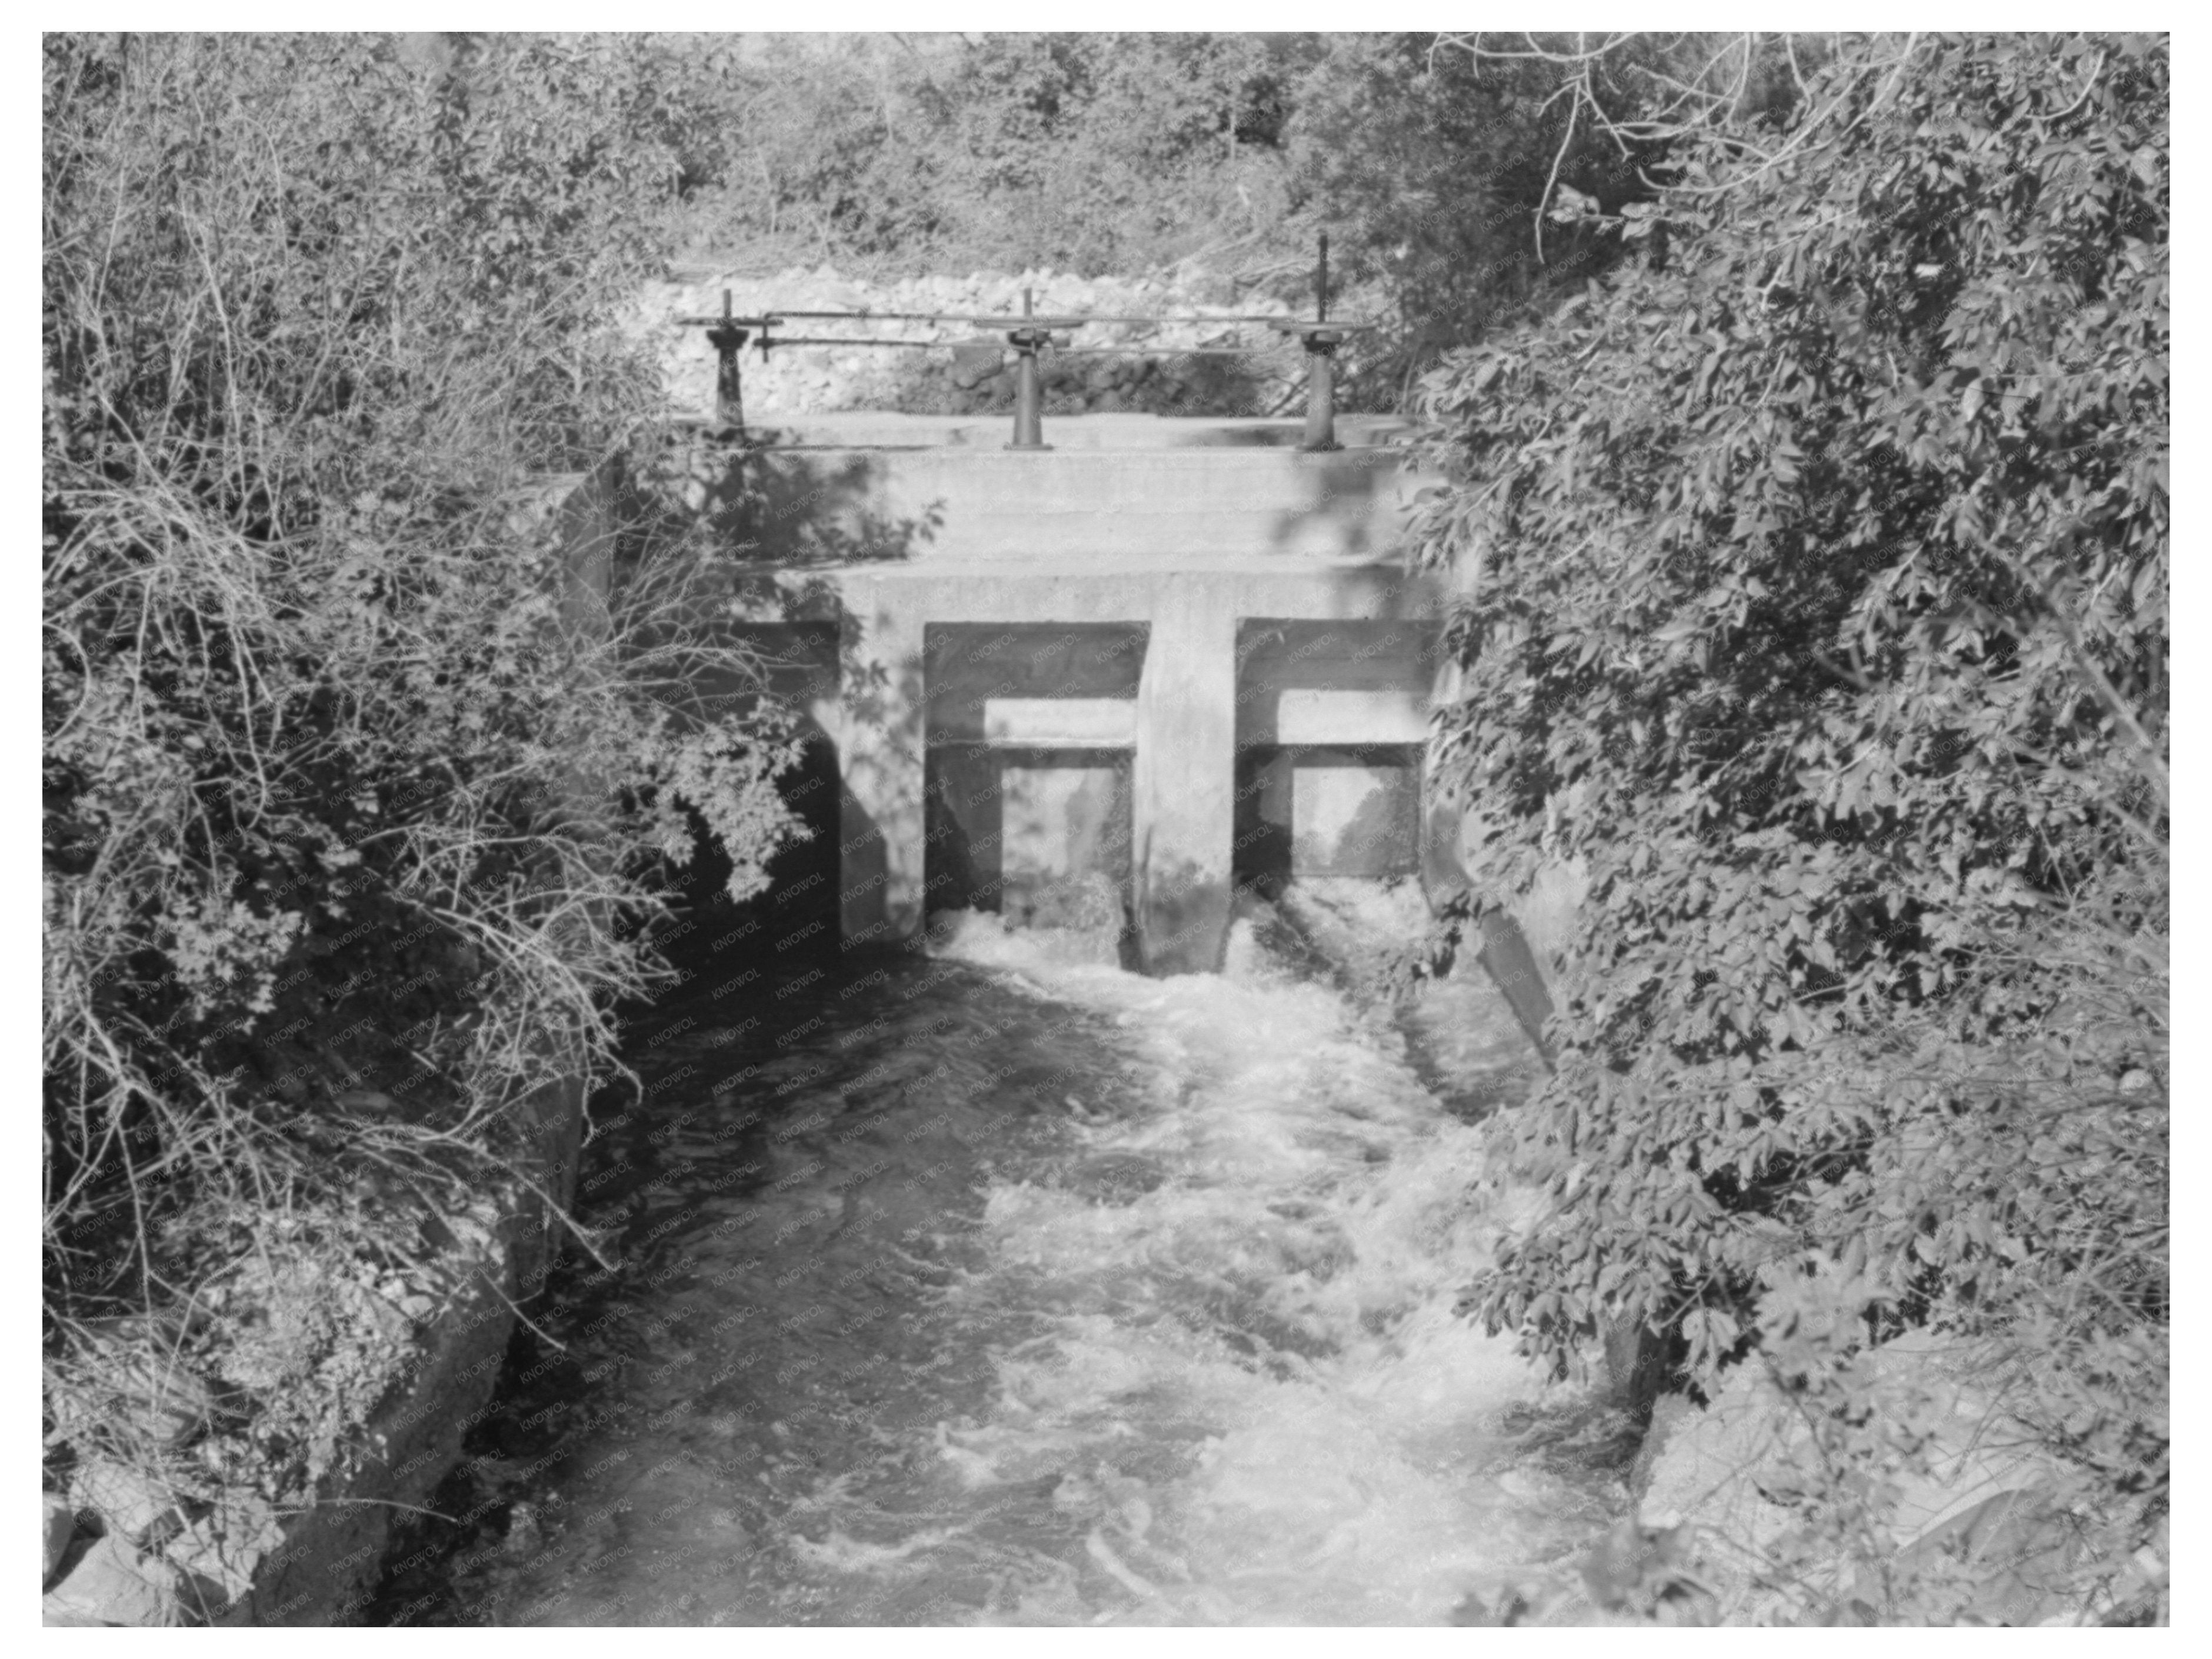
[41,1078,584,1629]
[219,1075,587,1627]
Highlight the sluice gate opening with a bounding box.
[921,622,1147,963]
[1232,618,1435,899]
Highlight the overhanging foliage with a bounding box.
[1413,30,2166,1617]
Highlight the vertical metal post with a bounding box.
[1299,236,1343,452]
[1006,287,1052,451]
[705,288,751,439]
[1300,335,1341,452]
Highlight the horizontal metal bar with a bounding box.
[765,309,1090,328]
[1262,318,1378,333]
[760,336,947,349]
[1049,346,1278,358]
[1057,313,1367,327]
[762,309,956,324]
[678,308,1372,331]
[745,338,1285,358]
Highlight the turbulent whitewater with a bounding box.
[381,887,1631,1625]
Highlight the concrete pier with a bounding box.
[675,414,1450,975]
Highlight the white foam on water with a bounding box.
[914,913,1607,1624]
[452,900,1616,1627]
[787,1523,974,1575]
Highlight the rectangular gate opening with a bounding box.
[1233,618,1436,898]
[922,623,1147,937]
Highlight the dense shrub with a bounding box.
[654,33,1304,277]
[1278,33,1673,404]
[1411,31,2167,1617]
[43,32,799,1501]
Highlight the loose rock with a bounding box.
[161,1513,262,1618]
[41,1532,182,1627]
[74,1457,184,1547]
[1637,1331,2082,1624]
[43,1491,75,1583]
[72,1318,224,1448]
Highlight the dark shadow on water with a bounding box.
[361,945,1150,1626]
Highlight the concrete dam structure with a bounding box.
[671,413,1456,975]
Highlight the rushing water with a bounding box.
[375,885,1635,1626]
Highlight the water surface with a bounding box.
[379,888,1628,1625]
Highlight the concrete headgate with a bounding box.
[666,411,1462,977]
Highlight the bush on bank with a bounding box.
[42,32,800,1582]
[1412,32,2167,1622]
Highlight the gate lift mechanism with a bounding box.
[675,237,1371,451]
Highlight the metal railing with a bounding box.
[674,235,1371,453]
